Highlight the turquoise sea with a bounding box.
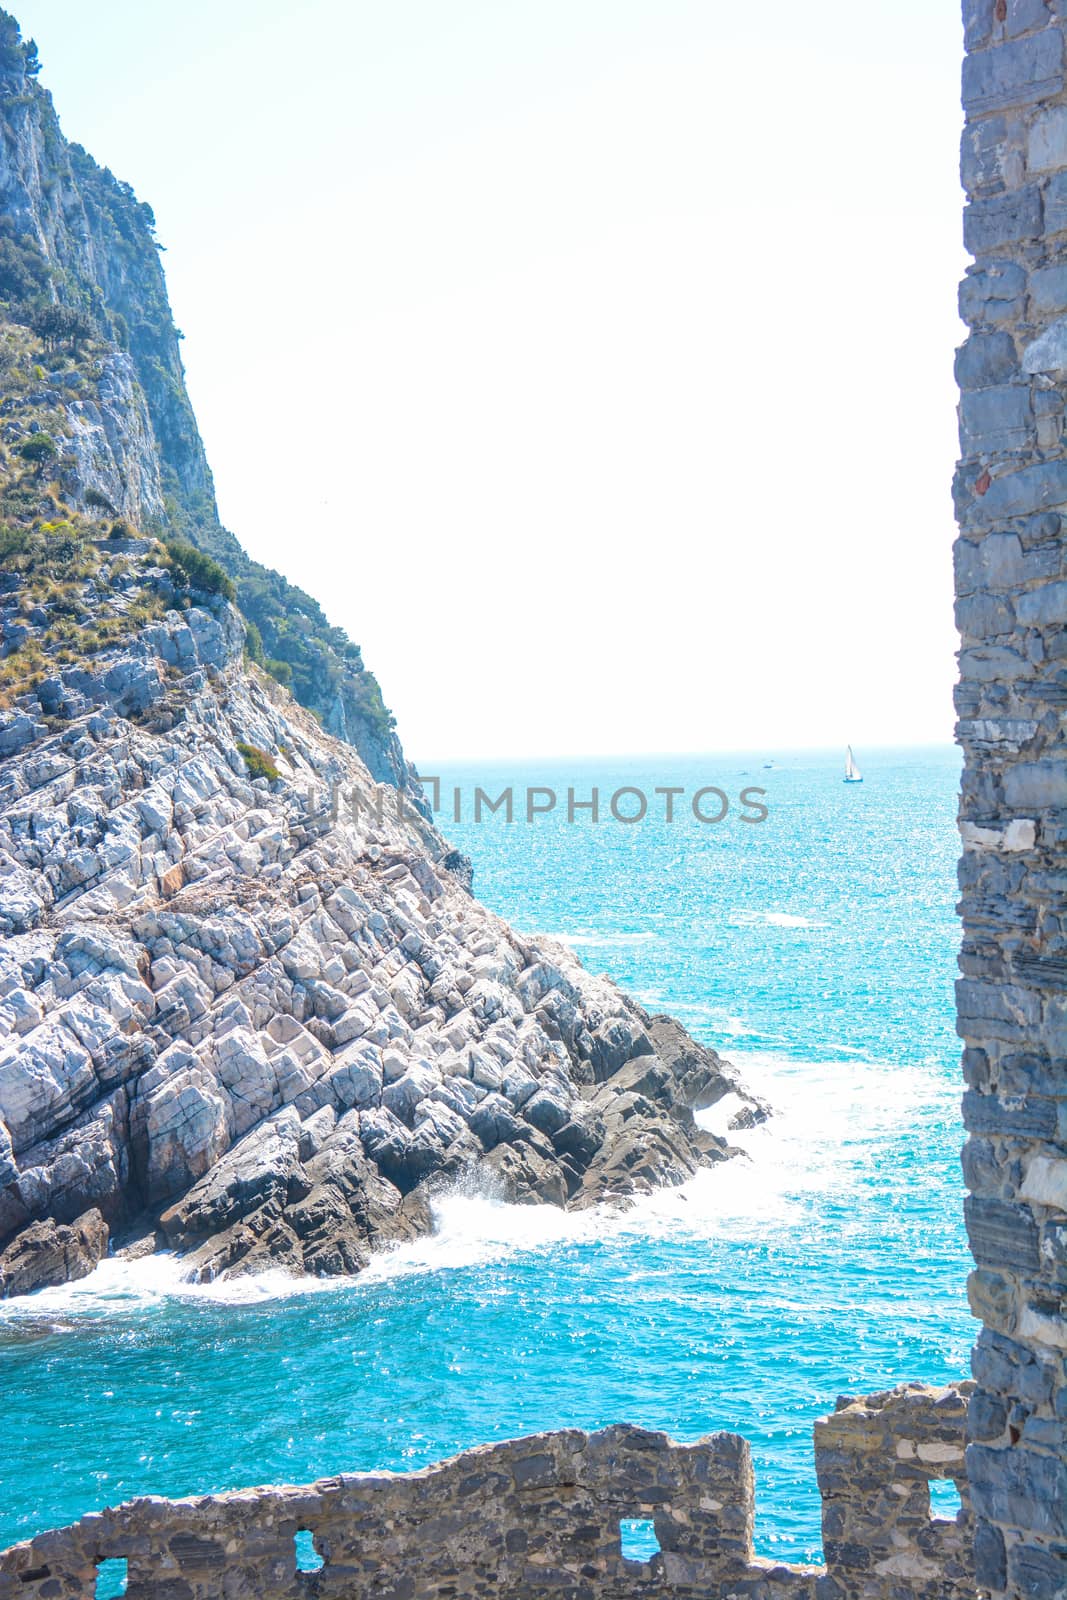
[0,747,972,1568]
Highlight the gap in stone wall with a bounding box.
[294,1529,325,1574]
[928,1479,963,1522]
[618,1518,661,1563]
[94,1557,128,1598]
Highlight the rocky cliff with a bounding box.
[0,10,414,793]
[0,10,764,1297]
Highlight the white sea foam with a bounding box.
[536,930,656,949]
[0,1051,953,1319]
[328,1051,953,1285]
[716,1013,758,1038]
[0,1248,343,1327]
[359,1194,603,1284]
[729,910,826,930]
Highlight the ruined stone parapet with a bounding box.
[815,1384,973,1599]
[0,1383,971,1600]
[956,3,1067,1597]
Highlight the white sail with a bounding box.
[844,745,862,783]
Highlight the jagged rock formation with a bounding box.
[0,1206,105,1297]
[0,569,761,1293]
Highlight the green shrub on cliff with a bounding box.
[0,224,49,305]
[354,673,395,736]
[163,538,236,601]
[0,523,30,566]
[237,742,279,782]
[17,432,56,464]
[30,304,92,353]
[243,617,266,665]
[0,11,39,77]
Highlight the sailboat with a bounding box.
[844,745,863,784]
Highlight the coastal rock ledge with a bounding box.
[0,593,765,1297]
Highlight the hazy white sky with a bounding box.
[18,0,966,762]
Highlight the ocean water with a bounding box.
[0,746,972,1569]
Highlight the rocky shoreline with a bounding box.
[0,586,766,1298]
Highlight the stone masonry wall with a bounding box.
[956,4,1067,1598]
[0,1383,970,1600]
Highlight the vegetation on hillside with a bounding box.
[0,320,163,707]
[162,539,235,602]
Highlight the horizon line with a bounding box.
[409,739,961,768]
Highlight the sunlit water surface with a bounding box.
[0,748,970,1566]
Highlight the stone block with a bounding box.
[956,532,1031,592]
[1006,0,1055,38]
[962,114,1014,195]
[962,30,1065,115]
[1003,760,1067,807]
[1003,817,1037,849]
[964,0,995,51]
[967,1442,1067,1536]
[1016,578,1067,624]
[974,1520,1008,1592]
[972,1329,1056,1404]
[965,185,1042,250]
[956,590,1017,638]
[963,1089,1058,1138]
[1020,1154,1067,1211]
[979,458,1067,516]
[1023,314,1067,372]
[960,385,1034,452]
[969,1388,1009,1441]
[961,261,1027,325]
[956,331,1019,390]
[999,1052,1064,1098]
[1030,103,1067,172]
[1030,262,1067,314]
[1007,1542,1067,1600]
[965,1194,1042,1272]
[957,715,1039,749]
[957,975,1042,1031]
[1019,1302,1067,1349]
[1034,387,1066,446]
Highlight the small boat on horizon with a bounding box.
[844,745,863,784]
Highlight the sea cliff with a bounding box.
[0,11,763,1296]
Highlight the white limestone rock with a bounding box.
[0,579,760,1290]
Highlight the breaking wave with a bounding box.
[0,1049,954,1322]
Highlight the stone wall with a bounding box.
[956,3,1067,1598]
[0,1383,971,1600]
